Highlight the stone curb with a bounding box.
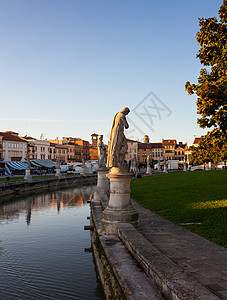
[91,201,165,300]
[118,223,220,300]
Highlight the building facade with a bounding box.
[49,143,56,161]
[174,142,187,162]
[0,135,3,161]
[65,143,77,163]
[162,139,177,161]
[1,131,27,162]
[23,136,50,160]
[55,144,68,164]
[125,139,138,163]
[138,143,153,164]
[150,143,163,161]
[75,139,90,161]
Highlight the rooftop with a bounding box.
[0,132,28,143]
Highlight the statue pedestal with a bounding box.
[102,168,138,235]
[55,168,61,177]
[24,169,32,182]
[81,166,85,176]
[183,163,187,172]
[93,168,110,204]
[146,164,152,175]
[163,164,168,173]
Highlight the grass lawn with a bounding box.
[131,170,227,248]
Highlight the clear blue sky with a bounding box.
[0,0,223,145]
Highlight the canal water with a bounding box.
[0,186,105,300]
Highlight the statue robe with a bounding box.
[107,112,129,168]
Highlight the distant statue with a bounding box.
[132,155,137,169]
[26,153,31,169]
[98,135,107,168]
[56,157,60,169]
[107,107,130,169]
[157,159,161,170]
[82,157,85,167]
[147,155,151,165]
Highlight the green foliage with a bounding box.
[131,171,227,247]
[185,2,227,133]
[190,129,227,165]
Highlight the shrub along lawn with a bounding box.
[131,170,227,248]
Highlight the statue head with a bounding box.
[120,107,130,115]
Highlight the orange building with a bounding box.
[138,143,152,164]
[75,139,90,161]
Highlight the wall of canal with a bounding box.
[0,174,97,199]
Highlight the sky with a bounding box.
[0,0,223,145]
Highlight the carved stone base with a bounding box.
[102,206,138,235]
[101,168,138,235]
[24,169,32,182]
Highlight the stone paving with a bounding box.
[132,200,227,300]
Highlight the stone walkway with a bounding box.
[132,200,227,299]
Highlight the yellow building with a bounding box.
[162,139,177,161]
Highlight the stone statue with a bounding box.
[107,107,130,169]
[131,155,137,169]
[147,154,151,165]
[56,157,60,169]
[98,135,107,168]
[26,153,31,169]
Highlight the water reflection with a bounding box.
[0,187,92,226]
[0,186,105,300]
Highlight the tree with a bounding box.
[186,1,227,139]
[190,133,222,167]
